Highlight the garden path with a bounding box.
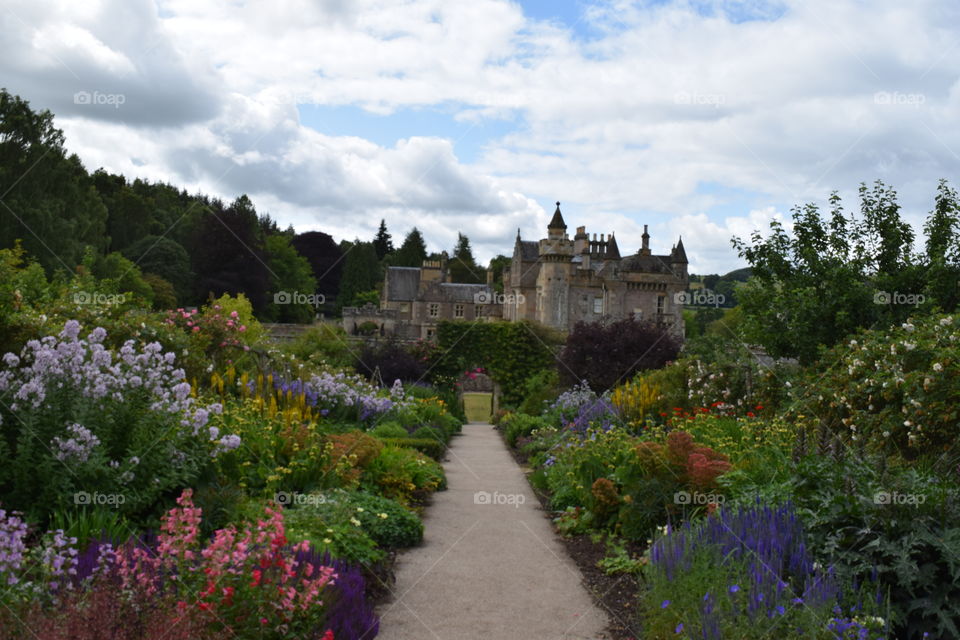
[376,422,610,640]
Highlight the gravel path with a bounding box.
[376,422,610,640]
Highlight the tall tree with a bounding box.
[191,196,270,311]
[373,219,394,260]
[922,179,960,311]
[392,227,428,267]
[263,233,318,323]
[337,240,382,312]
[122,235,193,304]
[0,89,108,274]
[449,233,482,283]
[291,230,343,316]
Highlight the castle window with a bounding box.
[633,308,643,320]
[428,303,440,318]
[399,302,410,313]
[593,297,603,314]
[657,295,665,315]
[454,303,464,318]
[426,328,436,339]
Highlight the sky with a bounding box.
[2,0,960,274]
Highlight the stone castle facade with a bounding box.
[343,202,688,340]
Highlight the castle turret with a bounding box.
[547,202,567,240]
[671,237,688,278]
[607,233,621,259]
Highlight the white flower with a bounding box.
[933,362,943,372]
[350,517,361,527]
[882,431,890,438]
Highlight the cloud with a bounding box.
[4,0,960,274]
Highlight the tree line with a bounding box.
[0,89,498,321]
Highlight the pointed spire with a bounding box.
[673,237,688,263]
[640,224,651,256]
[607,232,621,259]
[548,201,567,230]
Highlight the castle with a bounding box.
[342,202,689,340]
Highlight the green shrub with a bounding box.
[370,422,408,439]
[411,425,447,444]
[517,369,559,416]
[362,445,446,504]
[500,412,550,447]
[284,489,422,552]
[379,437,445,461]
[786,454,960,640]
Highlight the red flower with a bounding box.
[250,569,262,587]
[322,631,335,640]
[755,405,764,410]
[747,412,755,417]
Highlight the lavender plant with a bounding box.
[643,501,890,639]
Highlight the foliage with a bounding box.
[286,489,422,550]
[499,412,550,447]
[732,180,960,363]
[786,455,960,640]
[284,323,355,370]
[642,501,889,639]
[448,233,483,284]
[390,227,428,268]
[361,445,446,505]
[263,233,318,323]
[558,316,681,391]
[0,89,108,276]
[792,313,960,459]
[336,241,381,312]
[0,321,232,526]
[517,368,559,416]
[355,339,428,384]
[433,320,559,407]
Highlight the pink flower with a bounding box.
[230,310,239,319]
